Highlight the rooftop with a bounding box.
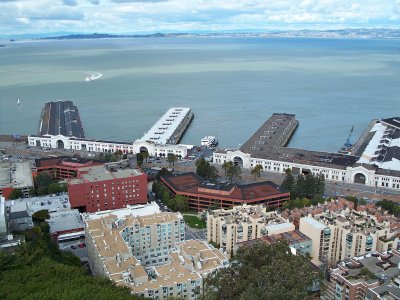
[82,202,161,221]
[301,217,327,230]
[85,210,228,294]
[240,113,297,154]
[35,156,101,168]
[38,101,85,138]
[68,164,143,184]
[5,194,71,214]
[333,249,400,299]
[0,160,34,189]
[48,209,84,234]
[138,107,192,144]
[237,230,311,248]
[162,172,288,200]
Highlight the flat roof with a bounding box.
[0,161,33,189]
[138,107,191,144]
[301,217,327,230]
[6,194,71,213]
[240,113,297,153]
[82,202,161,221]
[162,172,288,200]
[48,209,84,234]
[69,165,143,184]
[38,101,85,138]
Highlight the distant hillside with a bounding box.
[41,32,166,40]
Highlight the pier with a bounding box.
[240,113,299,155]
[38,101,85,139]
[138,107,193,144]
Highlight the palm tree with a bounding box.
[222,161,233,175]
[167,153,177,167]
[251,164,263,180]
[142,151,149,163]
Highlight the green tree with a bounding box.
[226,164,241,184]
[48,182,62,195]
[34,172,54,189]
[142,151,149,163]
[155,167,172,181]
[167,153,177,167]
[173,195,189,212]
[136,152,144,166]
[281,168,295,197]
[251,164,263,180]
[8,188,23,200]
[32,210,50,223]
[222,161,233,176]
[36,186,48,196]
[204,242,321,300]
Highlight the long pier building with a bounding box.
[138,107,193,144]
[214,114,400,191]
[28,106,193,159]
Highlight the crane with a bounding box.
[344,126,354,148]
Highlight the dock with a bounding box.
[138,107,194,144]
[240,113,299,154]
[350,119,379,157]
[38,101,85,139]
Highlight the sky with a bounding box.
[1,0,399,35]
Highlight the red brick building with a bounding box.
[33,156,104,181]
[161,173,290,212]
[68,164,147,213]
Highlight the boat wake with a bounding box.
[85,71,103,82]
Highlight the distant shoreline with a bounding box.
[2,29,400,41]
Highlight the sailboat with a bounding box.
[17,99,20,106]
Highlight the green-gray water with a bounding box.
[1,37,399,151]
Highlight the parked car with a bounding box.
[70,245,77,249]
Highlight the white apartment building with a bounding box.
[299,209,399,267]
[207,204,294,257]
[85,210,228,299]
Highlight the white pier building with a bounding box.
[138,107,193,144]
[28,107,194,158]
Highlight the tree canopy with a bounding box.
[0,219,142,300]
[8,188,23,200]
[226,164,241,184]
[204,242,321,300]
[281,169,325,200]
[196,158,219,183]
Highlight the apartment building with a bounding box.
[119,213,186,265]
[207,204,294,256]
[300,209,399,267]
[85,211,228,299]
[68,161,147,213]
[324,250,400,300]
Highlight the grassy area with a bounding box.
[183,215,207,229]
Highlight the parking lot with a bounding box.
[59,239,88,262]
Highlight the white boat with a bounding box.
[85,71,103,82]
[17,99,20,105]
[201,136,218,147]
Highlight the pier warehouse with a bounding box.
[28,107,192,158]
[68,162,147,213]
[213,114,400,191]
[160,172,290,212]
[38,101,85,139]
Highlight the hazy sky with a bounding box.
[1,0,399,35]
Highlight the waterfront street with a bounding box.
[2,137,400,202]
